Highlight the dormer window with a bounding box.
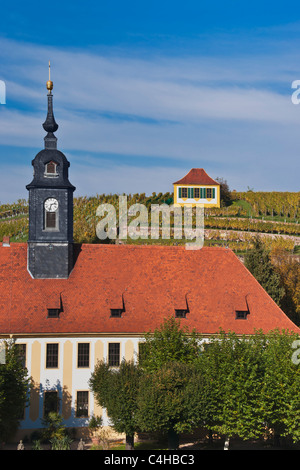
[47,295,63,318]
[235,310,249,319]
[45,161,58,176]
[175,309,187,318]
[47,308,60,318]
[109,293,125,318]
[110,309,123,318]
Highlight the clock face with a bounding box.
[44,198,58,212]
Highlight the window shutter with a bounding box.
[179,187,182,198]
[213,188,215,198]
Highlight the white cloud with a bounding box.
[0,36,299,201]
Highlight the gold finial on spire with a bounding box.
[46,60,53,93]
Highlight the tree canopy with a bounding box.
[244,237,285,305]
[0,340,31,443]
[89,359,141,450]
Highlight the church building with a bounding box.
[0,74,299,440]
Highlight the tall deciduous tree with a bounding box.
[136,362,198,450]
[271,247,300,325]
[89,359,141,450]
[137,317,203,449]
[139,316,201,372]
[260,329,300,446]
[195,331,267,448]
[0,340,31,443]
[244,237,285,305]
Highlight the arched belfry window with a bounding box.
[45,161,58,176]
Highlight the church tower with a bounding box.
[26,63,76,279]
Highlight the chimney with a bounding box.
[2,236,10,247]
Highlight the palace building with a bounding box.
[0,75,299,439]
[173,168,220,208]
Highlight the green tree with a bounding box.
[136,362,197,449]
[215,177,232,206]
[260,329,300,446]
[136,317,203,449]
[197,331,267,447]
[41,411,66,442]
[139,316,201,372]
[89,359,141,450]
[244,237,285,305]
[0,340,31,443]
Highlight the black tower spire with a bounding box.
[42,62,59,149]
[26,63,76,279]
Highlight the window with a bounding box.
[45,211,57,229]
[76,391,89,417]
[46,343,59,368]
[108,343,120,366]
[175,309,187,318]
[47,308,60,318]
[235,310,248,320]
[194,188,200,198]
[206,188,213,199]
[44,391,59,417]
[77,343,90,368]
[45,161,58,176]
[110,309,123,318]
[181,187,187,198]
[15,344,26,368]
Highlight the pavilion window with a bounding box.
[181,187,187,198]
[206,188,213,198]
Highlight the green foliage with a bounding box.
[136,362,197,449]
[233,191,300,219]
[50,434,73,450]
[88,414,103,433]
[244,237,285,305]
[259,329,300,442]
[0,340,31,442]
[41,411,67,442]
[88,319,300,448]
[196,331,267,440]
[136,317,203,449]
[139,317,201,372]
[89,359,141,449]
[189,329,300,445]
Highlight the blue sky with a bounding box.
[0,1,300,202]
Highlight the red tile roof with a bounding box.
[0,243,298,336]
[173,168,220,186]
